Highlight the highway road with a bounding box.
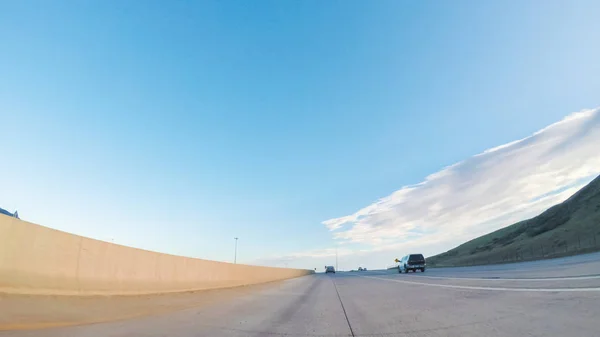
[3,252,600,336]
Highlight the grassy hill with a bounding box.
[428,175,600,267]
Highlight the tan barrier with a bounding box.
[0,215,313,295]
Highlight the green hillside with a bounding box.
[428,175,600,267]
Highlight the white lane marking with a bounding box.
[409,274,600,281]
[362,276,600,292]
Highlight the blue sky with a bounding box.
[1,1,599,269]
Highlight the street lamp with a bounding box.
[336,246,338,271]
[234,237,239,264]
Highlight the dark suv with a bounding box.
[398,254,426,273]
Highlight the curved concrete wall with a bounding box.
[0,215,313,295]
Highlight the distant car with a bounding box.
[325,266,336,273]
[398,254,426,273]
[358,267,363,271]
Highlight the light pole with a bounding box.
[336,246,338,271]
[234,237,239,264]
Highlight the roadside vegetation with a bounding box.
[428,175,600,267]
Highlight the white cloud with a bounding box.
[252,247,357,270]
[254,108,600,270]
[321,108,600,259]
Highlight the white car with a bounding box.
[398,254,426,273]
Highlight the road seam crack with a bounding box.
[330,276,356,337]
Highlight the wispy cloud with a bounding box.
[252,247,356,269]
[322,108,600,256]
[255,108,600,269]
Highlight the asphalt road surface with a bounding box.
[3,252,600,337]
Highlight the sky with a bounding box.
[1,1,599,270]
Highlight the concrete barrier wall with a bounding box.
[0,215,313,295]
